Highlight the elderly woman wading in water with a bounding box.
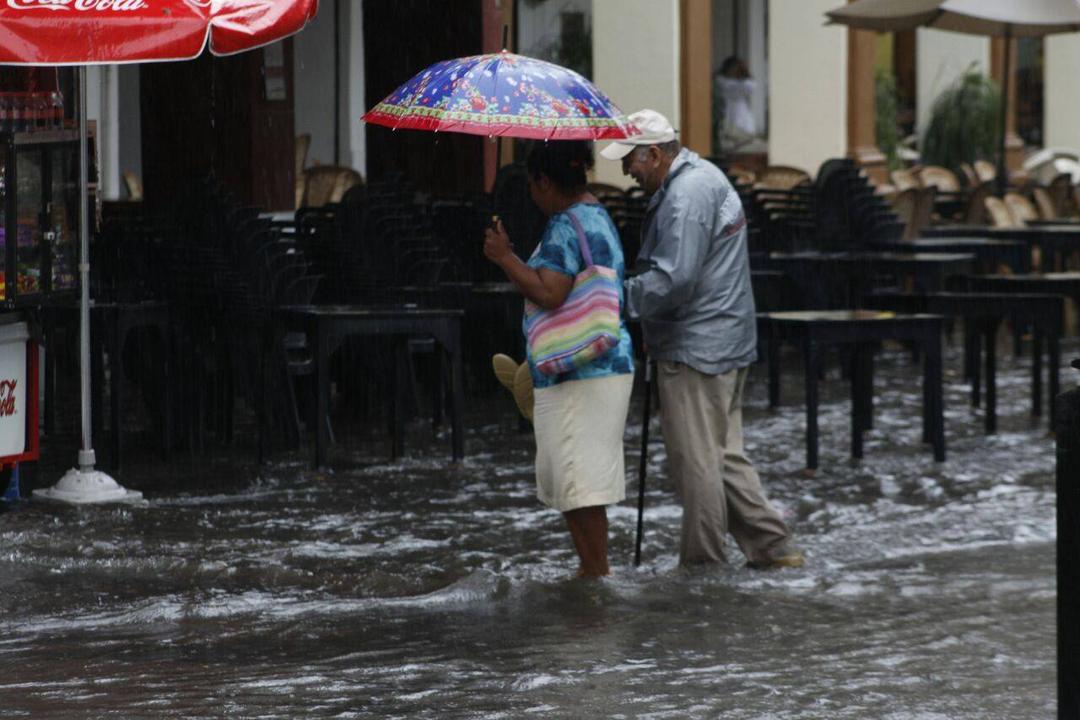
[484,141,635,578]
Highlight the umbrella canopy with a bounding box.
[825,0,1080,36]
[0,0,319,64]
[364,50,640,140]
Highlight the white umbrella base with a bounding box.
[33,468,145,506]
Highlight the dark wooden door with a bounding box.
[364,0,484,195]
[140,43,296,212]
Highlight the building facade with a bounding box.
[63,0,1080,203]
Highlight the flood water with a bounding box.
[0,339,1064,718]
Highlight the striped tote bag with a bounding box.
[524,209,621,376]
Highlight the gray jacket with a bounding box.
[624,149,757,375]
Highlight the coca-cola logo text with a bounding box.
[6,0,148,11]
[0,380,16,418]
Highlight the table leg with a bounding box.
[962,317,976,382]
[984,318,998,435]
[1032,328,1043,418]
[450,334,465,462]
[161,323,172,460]
[805,339,820,471]
[391,342,407,460]
[111,320,126,472]
[256,326,268,466]
[923,340,932,445]
[925,328,946,461]
[850,344,863,460]
[1050,330,1060,433]
[859,344,874,431]
[768,321,780,408]
[431,350,443,431]
[970,321,982,409]
[314,321,329,469]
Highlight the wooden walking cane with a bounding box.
[634,358,653,566]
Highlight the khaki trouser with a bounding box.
[657,362,792,565]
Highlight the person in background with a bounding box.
[484,140,635,578]
[600,109,802,570]
[715,56,756,153]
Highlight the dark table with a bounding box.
[768,252,975,308]
[390,282,523,397]
[42,300,172,472]
[964,271,1080,306]
[763,310,946,471]
[870,237,1029,274]
[922,225,1080,271]
[279,305,465,468]
[751,270,800,311]
[866,292,1063,432]
[1026,218,1080,227]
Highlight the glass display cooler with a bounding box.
[0,128,80,308]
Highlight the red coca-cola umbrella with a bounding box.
[0,0,319,504]
[0,0,318,64]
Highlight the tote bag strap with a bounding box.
[564,207,594,268]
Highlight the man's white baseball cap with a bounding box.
[600,109,678,160]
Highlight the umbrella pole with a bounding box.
[492,25,511,191]
[32,67,142,506]
[634,358,653,567]
[78,66,94,471]
[996,25,1012,195]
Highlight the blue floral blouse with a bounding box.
[524,202,635,389]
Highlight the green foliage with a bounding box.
[874,68,903,172]
[921,65,1001,173]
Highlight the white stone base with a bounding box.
[32,468,145,506]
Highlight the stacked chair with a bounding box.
[591,184,647,266]
[165,180,326,453]
[746,158,902,257]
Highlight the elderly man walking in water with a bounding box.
[601,109,802,569]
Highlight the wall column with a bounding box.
[768,0,847,176]
[345,0,367,178]
[847,21,886,184]
[680,0,712,157]
[990,36,1024,174]
[1044,34,1080,152]
[593,0,680,187]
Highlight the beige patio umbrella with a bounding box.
[826,0,1080,189]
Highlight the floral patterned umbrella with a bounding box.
[363,50,639,140]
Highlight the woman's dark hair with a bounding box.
[526,140,594,195]
[720,55,741,76]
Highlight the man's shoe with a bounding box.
[748,550,805,571]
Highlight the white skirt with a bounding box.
[532,372,634,513]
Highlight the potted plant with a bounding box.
[875,68,903,172]
[921,64,1001,175]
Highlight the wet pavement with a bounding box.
[0,338,1064,718]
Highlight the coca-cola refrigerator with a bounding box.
[0,128,80,308]
[0,317,39,497]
